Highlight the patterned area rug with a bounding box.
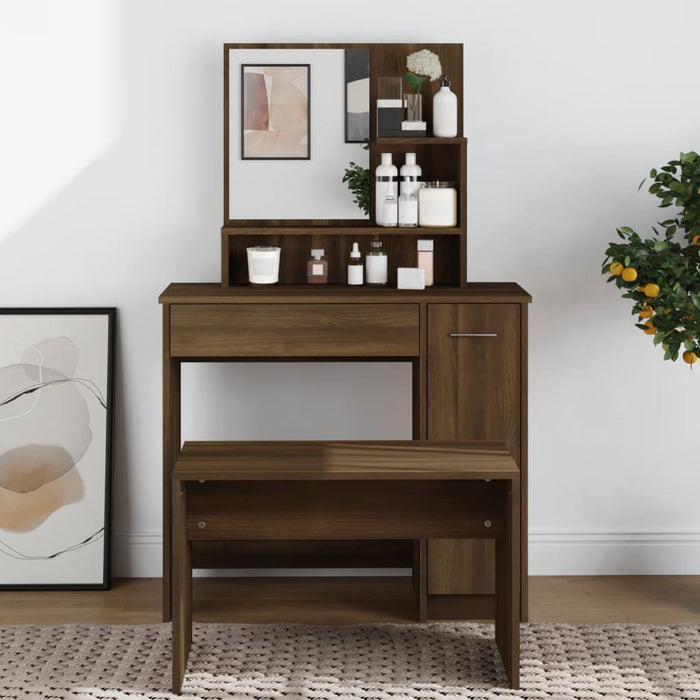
[1,622,699,699]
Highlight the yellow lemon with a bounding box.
[638,304,654,319]
[609,262,623,275]
[682,350,697,364]
[622,267,638,282]
[644,283,660,298]
[692,235,700,245]
[644,321,657,335]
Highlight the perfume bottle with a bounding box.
[307,249,328,284]
[366,235,388,286]
[348,242,363,285]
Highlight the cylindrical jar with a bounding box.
[418,181,457,227]
[366,235,388,285]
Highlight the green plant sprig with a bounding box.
[602,151,700,364]
[342,141,370,217]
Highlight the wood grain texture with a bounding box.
[191,540,414,569]
[222,233,461,286]
[428,539,495,594]
[3,576,700,626]
[180,479,507,540]
[162,304,181,623]
[426,304,521,598]
[159,282,532,304]
[520,303,529,621]
[169,303,419,357]
[173,440,519,481]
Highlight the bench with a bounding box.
[171,440,520,693]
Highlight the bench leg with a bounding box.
[172,479,191,694]
[494,479,520,689]
[413,539,427,622]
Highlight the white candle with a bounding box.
[418,182,457,227]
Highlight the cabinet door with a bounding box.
[427,303,520,594]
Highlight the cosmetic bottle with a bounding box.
[347,242,364,286]
[432,75,458,138]
[375,153,398,226]
[417,239,434,286]
[399,153,422,197]
[380,192,398,227]
[307,249,328,284]
[366,235,388,286]
[398,191,418,227]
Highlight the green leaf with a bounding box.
[685,339,695,351]
[650,168,658,178]
[618,226,635,234]
[624,255,631,266]
[405,72,426,92]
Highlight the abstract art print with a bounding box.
[0,309,114,589]
[241,64,310,159]
[344,48,370,143]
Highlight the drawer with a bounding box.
[169,304,419,357]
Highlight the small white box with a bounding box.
[397,267,425,290]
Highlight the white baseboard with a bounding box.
[529,531,700,575]
[112,531,700,578]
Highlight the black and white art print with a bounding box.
[0,309,115,589]
[345,48,370,143]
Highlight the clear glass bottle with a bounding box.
[366,235,388,285]
[347,241,364,286]
[307,249,328,284]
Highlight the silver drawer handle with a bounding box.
[449,333,498,337]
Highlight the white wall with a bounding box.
[1,0,699,577]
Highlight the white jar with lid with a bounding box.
[418,181,457,227]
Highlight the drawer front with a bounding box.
[170,304,419,357]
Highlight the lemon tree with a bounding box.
[602,151,700,364]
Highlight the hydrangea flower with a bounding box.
[406,49,443,92]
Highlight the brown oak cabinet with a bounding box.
[160,42,531,624]
[427,304,523,601]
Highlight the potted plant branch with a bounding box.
[602,151,700,364]
[342,141,370,217]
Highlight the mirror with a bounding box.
[226,46,370,223]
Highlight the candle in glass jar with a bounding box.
[418,181,457,227]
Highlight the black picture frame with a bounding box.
[240,63,310,160]
[0,307,115,590]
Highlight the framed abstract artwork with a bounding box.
[0,308,115,589]
[241,64,310,160]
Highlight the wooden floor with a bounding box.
[1,576,699,626]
